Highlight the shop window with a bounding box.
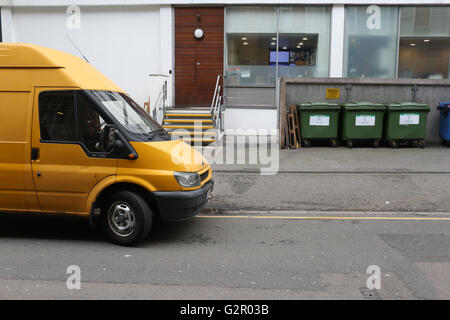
[276,33,320,78]
[226,6,277,86]
[344,6,399,78]
[278,6,330,78]
[398,7,450,79]
[225,6,330,86]
[226,33,277,86]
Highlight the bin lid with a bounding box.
[438,102,450,109]
[387,102,430,111]
[341,102,386,111]
[297,102,341,110]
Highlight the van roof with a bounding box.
[0,43,123,92]
[0,42,68,68]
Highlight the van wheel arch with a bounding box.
[93,182,160,220]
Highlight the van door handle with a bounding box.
[31,148,39,161]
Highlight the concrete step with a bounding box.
[163,107,216,145]
[162,125,215,130]
[178,138,216,143]
[165,113,212,117]
[168,131,216,136]
[164,118,212,124]
[165,108,210,114]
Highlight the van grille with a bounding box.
[200,170,210,182]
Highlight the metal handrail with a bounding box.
[210,75,221,115]
[151,80,167,124]
[149,74,170,124]
[211,75,224,135]
[215,94,224,136]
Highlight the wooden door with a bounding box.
[175,7,224,107]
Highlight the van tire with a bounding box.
[101,190,152,246]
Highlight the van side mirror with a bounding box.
[102,124,137,159]
[104,124,125,151]
[103,124,118,151]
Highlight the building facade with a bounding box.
[1,0,450,131]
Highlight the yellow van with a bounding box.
[0,43,213,246]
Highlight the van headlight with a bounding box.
[174,171,201,187]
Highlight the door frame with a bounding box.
[173,5,224,108]
[30,87,118,214]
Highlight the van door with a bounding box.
[31,88,117,213]
[0,90,40,212]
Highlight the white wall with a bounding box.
[225,109,278,131]
[329,4,345,77]
[1,7,15,42]
[7,5,172,108]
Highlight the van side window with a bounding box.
[39,91,114,154]
[39,92,77,142]
[77,92,112,153]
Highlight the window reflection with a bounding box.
[226,33,277,86]
[399,7,450,79]
[225,6,330,86]
[344,6,399,78]
[277,33,319,78]
[278,6,330,78]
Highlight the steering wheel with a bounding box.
[99,124,116,152]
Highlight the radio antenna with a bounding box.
[66,35,90,63]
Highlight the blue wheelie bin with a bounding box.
[438,102,450,146]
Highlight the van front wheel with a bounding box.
[101,191,152,246]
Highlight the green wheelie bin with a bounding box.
[341,102,386,148]
[297,102,340,147]
[385,102,430,148]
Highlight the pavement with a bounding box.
[209,142,450,172]
[1,145,450,300]
[204,145,450,213]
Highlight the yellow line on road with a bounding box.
[196,215,450,221]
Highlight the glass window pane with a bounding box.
[398,38,450,79]
[226,33,276,86]
[89,91,160,135]
[399,7,450,79]
[344,6,399,78]
[226,6,277,33]
[278,6,331,77]
[400,7,450,37]
[77,92,112,153]
[39,91,77,142]
[225,6,277,86]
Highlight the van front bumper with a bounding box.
[152,179,214,221]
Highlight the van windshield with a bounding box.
[87,90,164,138]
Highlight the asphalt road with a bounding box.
[1,147,450,300]
[0,211,449,300]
